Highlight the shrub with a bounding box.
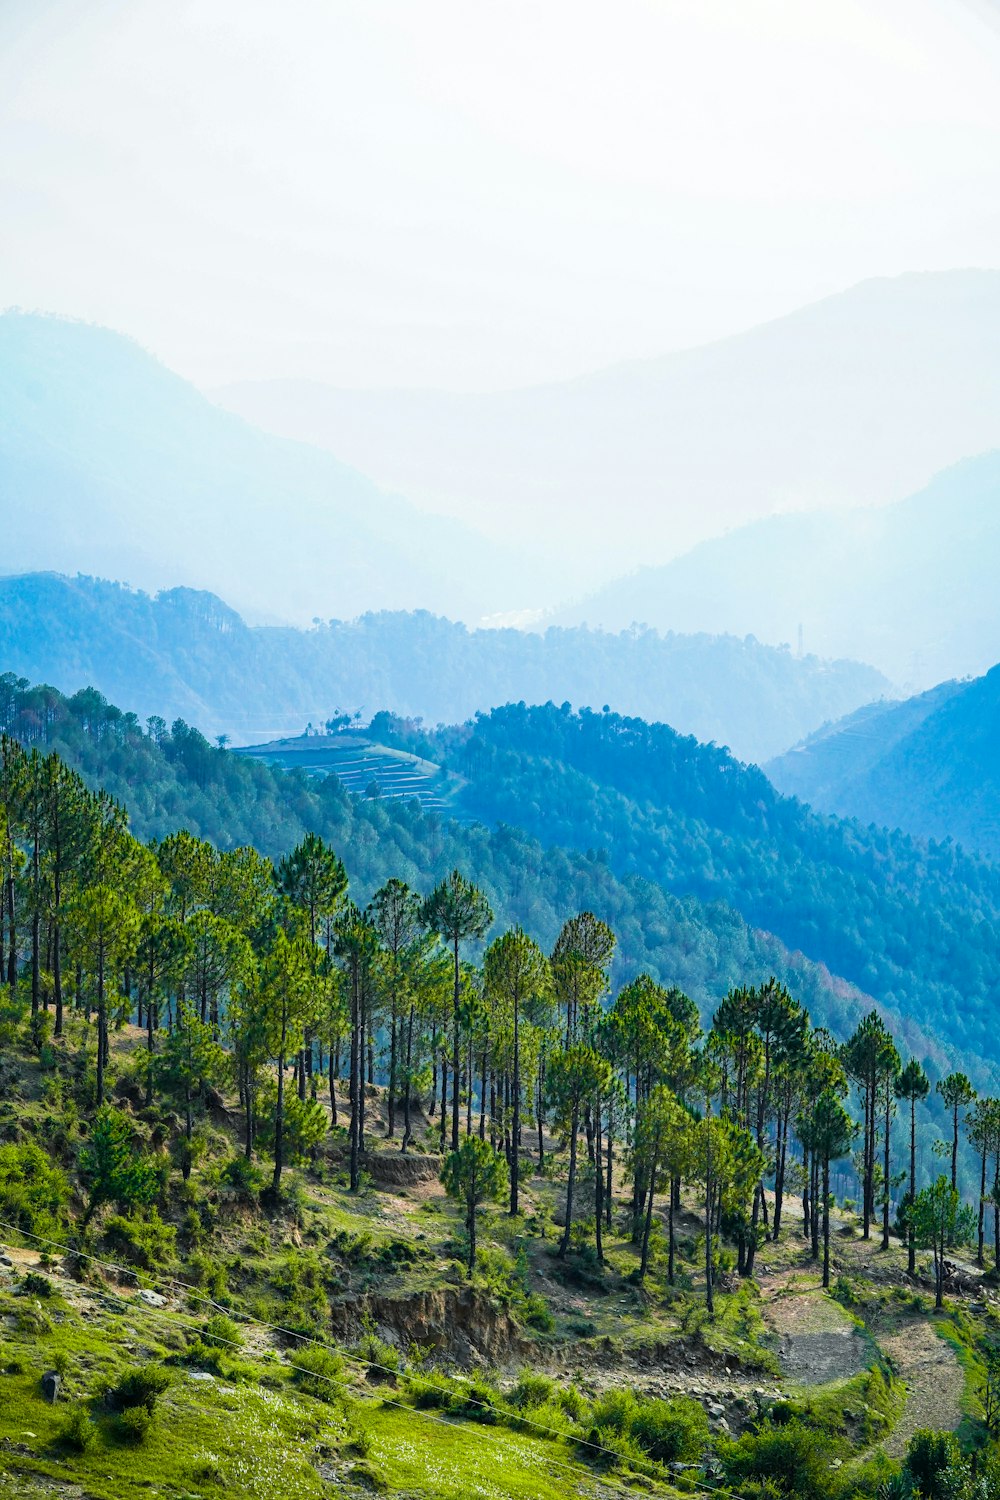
[102,1210,176,1270]
[115,1403,153,1445]
[293,1344,344,1402]
[202,1314,243,1351]
[21,1272,54,1299]
[59,1403,98,1453]
[558,1385,588,1422]
[717,1419,840,1497]
[221,1153,264,1200]
[0,1139,70,1239]
[449,1377,504,1424]
[185,1251,228,1300]
[905,1429,966,1500]
[590,1388,638,1434]
[510,1370,557,1410]
[109,1363,172,1414]
[357,1331,401,1381]
[630,1397,708,1463]
[410,1376,452,1411]
[177,1337,227,1375]
[523,1292,554,1331]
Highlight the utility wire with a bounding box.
[0,1216,741,1497]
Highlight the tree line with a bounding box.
[0,735,987,1306]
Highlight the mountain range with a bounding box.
[559,450,1000,686]
[766,665,1000,859]
[0,572,889,763]
[215,269,1000,599]
[9,280,1000,687]
[0,311,539,625]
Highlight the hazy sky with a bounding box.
[3,0,1000,390]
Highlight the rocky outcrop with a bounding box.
[358,1151,438,1189]
[330,1285,528,1368]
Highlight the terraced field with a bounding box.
[234,732,467,817]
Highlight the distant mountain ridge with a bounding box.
[0,572,890,763]
[556,449,1000,686]
[0,311,540,624]
[766,665,1000,859]
[215,270,1000,585]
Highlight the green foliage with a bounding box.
[441,1136,509,1273]
[0,1139,70,1239]
[102,1209,176,1269]
[717,1418,843,1498]
[292,1343,344,1401]
[587,1388,708,1464]
[904,1429,967,1500]
[510,1371,557,1410]
[114,1402,153,1444]
[202,1313,243,1351]
[108,1362,172,1413]
[356,1330,401,1379]
[21,1271,53,1299]
[79,1106,159,1223]
[58,1402,98,1453]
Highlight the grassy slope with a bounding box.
[3,1029,998,1497]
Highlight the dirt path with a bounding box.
[881,1319,965,1457]
[760,1273,869,1387]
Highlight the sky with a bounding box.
[2,0,1000,391]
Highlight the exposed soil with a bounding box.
[881,1319,965,1458]
[761,1277,869,1386]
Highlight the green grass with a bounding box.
[0,1265,686,1499]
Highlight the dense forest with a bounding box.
[0,572,889,763]
[359,702,1000,1072]
[5,671,985,1085]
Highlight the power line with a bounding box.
[0,1216,741,1498]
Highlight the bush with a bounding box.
[523,1292,554,1331]
[357,1331,401,1380]
[510,1370,557,1410]
[590,1388,638,1434]
[905,1429,966,1500]
[102,1210,176,1270]
[202,1314,242,1351]
[717,1419,840,1498]
[410,1376,452,1411]
[558,1385,588,1423]
[115,1403,153,1445]
[59,1403,98,1453]
[221,1154,264,1200]
[292,1345,344,1401]
[109,1362,172,1414]
[630,1397,708,1462]
[184,1250,229,1301]
[449,1377,504,1424]
[0,1140,70,1240]
[21,1272,53,1299]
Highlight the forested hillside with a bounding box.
[767,665,1000,859]
[0,573,889,763]
[3,698,996,1500]
[363,703,1000,1071]
[2,674,993,1089]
